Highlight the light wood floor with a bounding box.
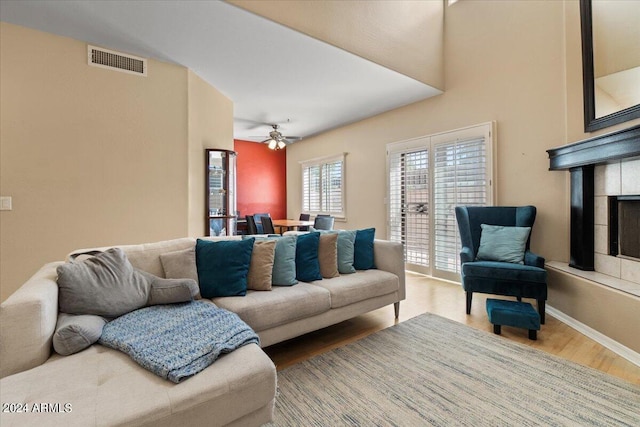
[265,272,640,385]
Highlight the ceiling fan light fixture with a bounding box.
[267,139,277,150]
[277,140,286,150]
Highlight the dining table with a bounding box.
[272,219,314,234]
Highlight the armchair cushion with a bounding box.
[476,224,531,264]
[462,261,547,284]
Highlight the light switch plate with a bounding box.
[0,196,12,211]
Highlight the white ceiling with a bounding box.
[0,0,441,143]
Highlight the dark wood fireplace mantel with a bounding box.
[548,125,640,170]
[547,125,640,270]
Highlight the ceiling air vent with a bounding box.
[88,45,147,76]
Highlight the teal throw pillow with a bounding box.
[476,224,531,264]
[196,238,254,298]
[354,228,376,270]
[336,230,357,274]
[295,232,322,282]
[244,235,298,286]
[309,228,356,274]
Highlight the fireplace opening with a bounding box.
[609,196,640,260]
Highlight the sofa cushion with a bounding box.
[159,247,201,299]
[117,237,196,277]
[0,343,276,427]
[336,230,357,274]
[196,238,254,298]
[248,235,298,286]
[354,228,376,270]
[311,270,399,309]
[271,236,298,286]
[52,313,107,356]
[212,283,331,332]
[247,240,277,291]
[68,238,241,278]
[318,232,339,278]
[296,232,322,282]
[160,247,198,282]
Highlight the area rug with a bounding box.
[270,313,640,426]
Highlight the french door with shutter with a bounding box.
[387,123,494,281]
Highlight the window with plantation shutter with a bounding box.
[387,123,494,281]
[388,145,430,272]
[301,154,346,218]
[433,136,488,277]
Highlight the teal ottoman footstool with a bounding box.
[486,298,541,340]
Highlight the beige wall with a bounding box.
[187,71,234,237]
[229,0,443,89]
[284,0,639,352]
[0,23,232,301]
[548,267,640,354]
[287,0,568,262]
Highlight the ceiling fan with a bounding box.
[260,124,301,150]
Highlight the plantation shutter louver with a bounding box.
[388,148,430,268]
[301,154,346,218]
[302,165,321,212]
[322,160,343,213]
[433,137,487,274]
[387,122,493,281]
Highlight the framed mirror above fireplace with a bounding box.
[580,0,640,132]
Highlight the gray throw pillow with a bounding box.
[57,248,199,318]
[137,270,199,305]
[53,313,107,356]
[57,248,149,317]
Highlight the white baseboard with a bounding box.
[546,305,640,368]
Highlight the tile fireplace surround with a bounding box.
[547,125,640,296]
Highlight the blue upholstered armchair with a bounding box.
[455,206,547,323]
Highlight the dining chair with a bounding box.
[245,215,258,235]
[298,213,311,231]
[253,213,270,234]
[260,216,276,235]
[313,215,334,230]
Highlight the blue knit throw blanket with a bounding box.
[99,301,259,383]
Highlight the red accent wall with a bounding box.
[234,139,287,220]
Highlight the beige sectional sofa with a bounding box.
[0,236,405,427]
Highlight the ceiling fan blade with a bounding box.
[283,136,302,143]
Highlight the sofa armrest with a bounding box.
[524,251,545,268]
[0,262,61,379]
[460,246,474,264]
[373,240,405,301]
